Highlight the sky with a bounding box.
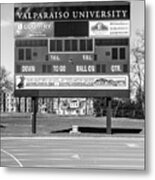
[0,0,144,76]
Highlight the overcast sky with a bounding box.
[0,0,144,76]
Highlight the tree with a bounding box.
[130,30,145,117]
[0,66,13,93]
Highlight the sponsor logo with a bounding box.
[89,20,130,37]
[17,76,25,89]
[14,22,54,37]
[91,22,108,32]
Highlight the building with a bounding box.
[0,91,5,112]
[57,98,93,116]
[0,90,16,112]
[0,90,94,115]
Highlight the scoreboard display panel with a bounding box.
[14,1,130,98]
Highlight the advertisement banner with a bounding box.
[15,75,129,90]
[89,20,130,37]
[14,22,54,37]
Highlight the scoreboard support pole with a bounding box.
[32,97,37,134]
[106,97,112,134]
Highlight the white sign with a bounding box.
[14,22,54,37]
[70,101,79,108]
[89,20,130,37]
[15,75,129,90]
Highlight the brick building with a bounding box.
[0,91,94,115]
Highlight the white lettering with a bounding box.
[122,10,128,18]
[53,65,66,72]
[76,65,95,72]
[50,55,60,61]
[111,65,122,72]
[82,55,92,61]
[63,11,70,19]
[16,9,129,21]
[22,66,35,72]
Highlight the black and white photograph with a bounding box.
[0,0,146,171]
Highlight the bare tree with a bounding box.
[0,66,13,93]
[130,30,145,116]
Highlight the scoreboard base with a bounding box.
[14,90,130,98]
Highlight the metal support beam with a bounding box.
[18,97,21,112]
[106,97,112,134]
[32,97,37,134]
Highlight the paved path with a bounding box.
[1,137,145,170]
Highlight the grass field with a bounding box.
[0,113,144,137]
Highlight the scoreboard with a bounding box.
[14,1,130,98]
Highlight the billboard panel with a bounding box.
[89,20,130,37]
[14,2,130,98]
[15,75,129,90]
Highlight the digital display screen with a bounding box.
[54,21,88,37]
